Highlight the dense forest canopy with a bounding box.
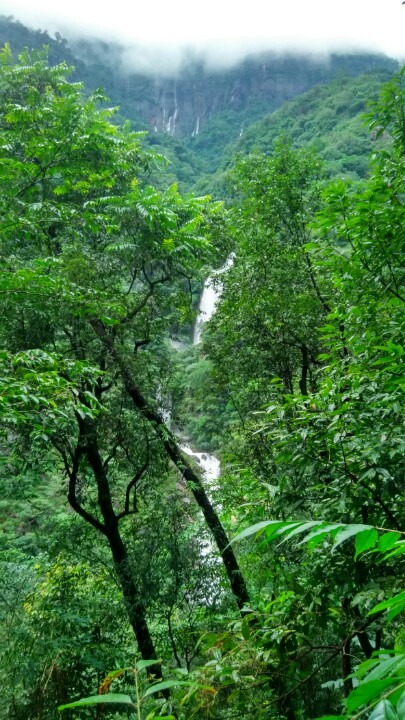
[0,21,405,720]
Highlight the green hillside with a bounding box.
[0,15,398,191]
[1,22,405,720]
[192,69,396,198]
[236,70,395,178]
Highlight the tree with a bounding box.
[212,70,404,717]
[0,47,250,715]
[182,69,405,719]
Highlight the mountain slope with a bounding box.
[234,70,394,178]
[0,16,398,189]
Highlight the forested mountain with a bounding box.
[209,70,395,183]
[1,16,405,720]
[0,15,399,186]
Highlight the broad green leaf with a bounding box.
[136,659,161,671]
[277,521,321,544]
[368,700,398,720]
[332,525,373,552]
[272,522,303,538]
[241,618,251,640]
[396,689,405,719]
[388,685,405,709]
[230,520,287,544]
[368,592,405,616]
[381,543,405,562]
[379,533,402,553]
[387,606,405,623]
[366,656,405,682]
[58,693,134,710]
[142,681,212,699]
[355,528,379,558]
[297,523,343,547]
[102,668,130,679]
[357,657,385,680]
[346,679,401,712]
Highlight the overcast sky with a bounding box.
[3,0,405,72]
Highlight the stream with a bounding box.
[181,257,233,484]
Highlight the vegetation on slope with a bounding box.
[0,37,405,720]
[0,15,399,192]
[235,70,396,178]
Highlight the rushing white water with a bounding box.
[157,386,171,426]
[193,255,234,345]
[164,259,235,580]
[191,115,200,137]
[180,445,220,484]
[161,258,234,503]
[180,443,221,565]
[185,257,235,486]
[193,277,219,345]
[165,83,178,135]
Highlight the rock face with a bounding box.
[1,17,397,144]
[84,51,397,141]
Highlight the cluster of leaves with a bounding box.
[1,33,405,720]
[186,68,405,720]
[0,47,233,720]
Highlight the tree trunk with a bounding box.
[299,344,309,396]
[123,374,251,613]
[81,420,164,683]
[90,321,251,614]
[108,529,163,680]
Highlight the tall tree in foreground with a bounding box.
[0,46,250,715]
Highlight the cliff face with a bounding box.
[0,16,398,177]
[1,18,396,140]
[87,51,397,142]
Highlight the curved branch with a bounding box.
[52,438,108,536]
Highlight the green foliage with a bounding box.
[1,24,405,720]
[203,141,328,445]
[233,517,405,719]
[198,66,405,720]
[0,49,225,720]
[59,693,135,709]
[58,662,211,718]
[234,71,396,179]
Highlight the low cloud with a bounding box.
[3,0,405,75]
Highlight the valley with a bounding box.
[0,14,404,720]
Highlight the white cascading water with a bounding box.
[193,278,219,346]
[193,255,234,345]
[174,258,233,569]
[160,258,233,486]
[183,255,234,484]
[180,445,220,487]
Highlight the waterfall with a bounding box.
[193,255,234,345]
[172,82,178,136]
[193,277,219,345]
[161,258,234,581]
[180,255,234,482]
[161,258,234,486]
[180,445,220,484]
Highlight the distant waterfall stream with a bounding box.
[193,255,234,345]
[182,255,234,486]
[160,258,233,493]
